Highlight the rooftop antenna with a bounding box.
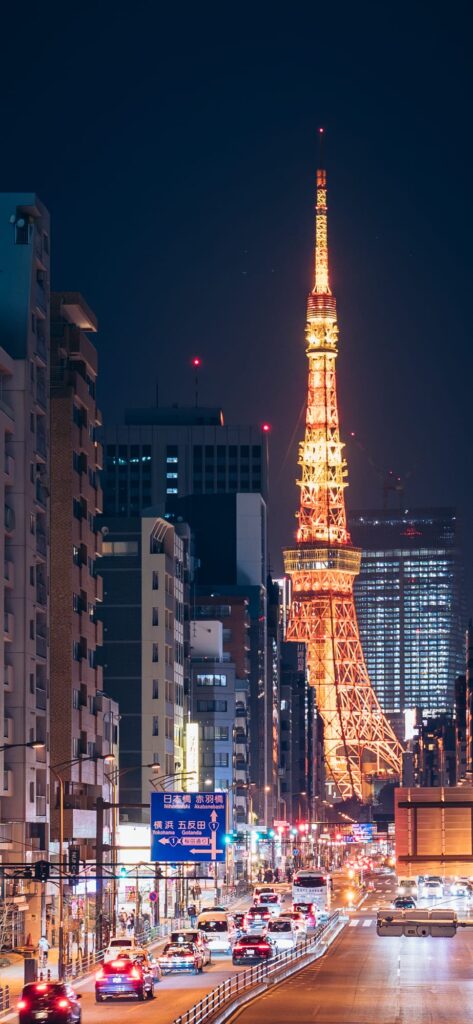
[192,357,202,407]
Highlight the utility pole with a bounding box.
[95,797,104,952]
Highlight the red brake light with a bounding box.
[36,984,48,992]
[57,999,69,1010]
[257,944,269,950]
[95,968,104,980]
[130,967,141,980]
[111,959,128,968]
[18,1000,28,1011]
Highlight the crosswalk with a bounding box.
[349,918,375,928]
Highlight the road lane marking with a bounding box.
[349,919,359,927]
[362,919,372,927]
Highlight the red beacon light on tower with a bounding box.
[192,356,202,368]
[262,422,271,433]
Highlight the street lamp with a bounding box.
[50,753,115,980]
[0,740,45,752]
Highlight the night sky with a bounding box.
[3,6,471,603]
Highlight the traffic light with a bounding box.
[68,847,80,875]
[34,860,50,882]
[223,833,233,845]
[377,911,457,938]
[119,866,127,879]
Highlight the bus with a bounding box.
[292,870,331,916]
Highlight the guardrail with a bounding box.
[174,912,341,1024]
[0,986,10,1014]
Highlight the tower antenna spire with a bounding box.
[314,128,330,296]
[318,126,325,169]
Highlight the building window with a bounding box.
[73,641,81,661]
[196,700,228,712]
[201,753,229,767]
[196,673,227,687]
[73,546,81,566]
[152,571,159,590]
[87,741,95,758]
[152,716,159,736]
[152,608,159,626]
[202,726,229,740]
[152,644,159,662]
[101,541,139,556]
[73,690,80,709]
[166,487,178,495]
[72,737,80,758]
[29,781,35,803]
[30,674,35,695]
[152,679,159,699]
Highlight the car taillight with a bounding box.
[57,999,70,1010]
[96,968,104,980]
[130,967,141,980]
[234,945,242,952]
[257,944,269,951]
[36,984,48,992]
[18,1000,28,1010]
[111,959,128,968]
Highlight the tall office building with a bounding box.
[349,508,464,718]
[102,406,268,516]
[50,292,117,854]
[99,514,191,817]
[0,195,51,945]
[101,405,272,820]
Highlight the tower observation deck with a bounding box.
[283,152,402,801]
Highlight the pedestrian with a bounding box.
[38,936,49,965]
[187,904,197,928]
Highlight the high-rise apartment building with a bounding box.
[349,508,464,717]
[0,194,51,944]
[50,292,116,852]
[99,514,191,817]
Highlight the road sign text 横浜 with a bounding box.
[150,791,227,863]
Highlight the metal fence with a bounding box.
[174,913,341,1024]
[0,985,11,1015]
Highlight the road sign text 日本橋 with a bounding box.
[150,791,227,863]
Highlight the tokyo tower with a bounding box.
[283,143,403,801]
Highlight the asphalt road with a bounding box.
[227,874,473,1024]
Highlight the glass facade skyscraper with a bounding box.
[349,508,463,715]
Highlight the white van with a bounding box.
[104,936,148,963]
[196,911,236,954]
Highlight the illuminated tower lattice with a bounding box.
[283,158,402,801]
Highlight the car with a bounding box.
[232,913,245,931]
[256,893,281,917]
[245,905,271,929]
[170,930,212,965]
[232,935,274,964]
[397,878,418,898]
[393,896,416,910]
[131,951,162,981]
[450,879,472,897]
[423,880,443,900]
[279,911,307,935]
[95,956,154,1001]
[104,937,145,963]
[253,886,276,900]
[18,983,81,1024]
[266,919,298,952]
[196,912,237,953]
[158,942,204,975]
[293,903,316,928]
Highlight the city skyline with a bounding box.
[1,8,471,597]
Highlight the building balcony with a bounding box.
[4,504,15,535]
[95,575,103,602]
[36,582,47,607]
[35,332,47,365]
[4,453,14,485]
[4,559,14,588]
[95,620,103,646]
[4,663,13,690]
[35,480,48,509]
[35,431,47,461]
[3,612,13,641]
[35,381,47,412]
[36,687,47,710]
[36,795,47,817]
[36,530,47,557]
[36,632,47,659]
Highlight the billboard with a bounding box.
[185,723,199,792]
[150,791,227,863]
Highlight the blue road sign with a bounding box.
[150,792,227,863]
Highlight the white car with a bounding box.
[267,919,297,952]
[279,911,307,936]
[257,893,281,917]
[450,879,472,897]
[423,880,443,900]
[104,937,148,963]
[397,878,418,898]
